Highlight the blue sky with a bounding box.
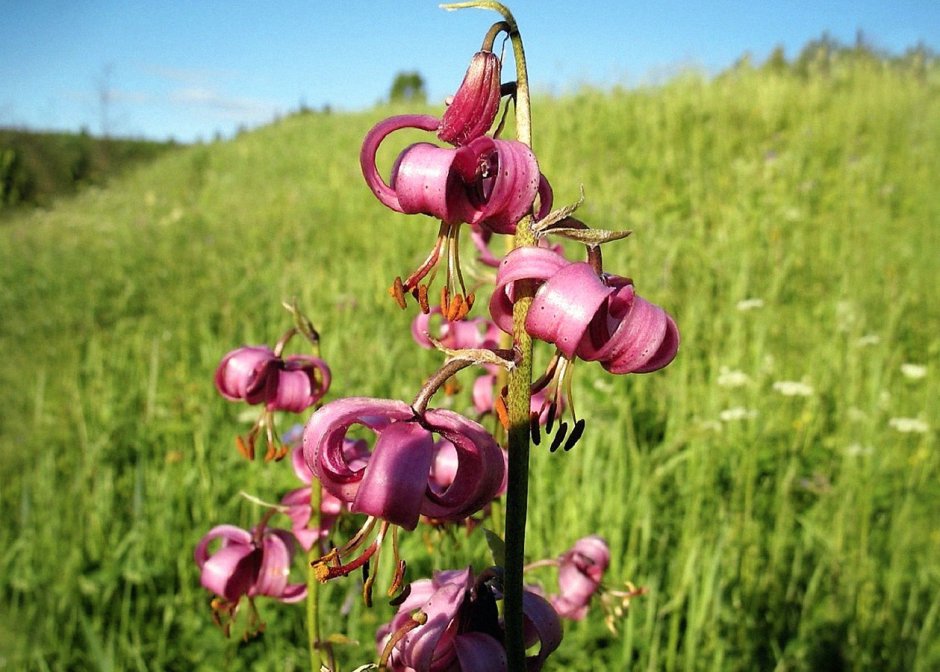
[1,1,937,142]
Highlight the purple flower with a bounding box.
[377,567,562,672]
[360,115,545,235]
[193,522,306,635]
[490,247,679,374]
[411,308,502,352]
[214,346,279,405]
[438,51,502,147]
[551,535,611,620]
[303,397,505,531]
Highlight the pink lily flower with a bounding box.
[303,397,504,530]
[377,567,562,672]
[360,114,544,235]
[194,521,305,635]
[489,247,679,374]
[279,445,353,552]
[551,535,611,620]
[215,347,331,413]
[411,308,501,352]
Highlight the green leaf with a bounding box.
[483,528,506,567]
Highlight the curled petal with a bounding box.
[400,568,473,671]
[578,282,680,374]
[522,591,563,671]
[489,247,571,333]
[199,542,261,602]
[214,346,278,404]
[360,114,442,214]
[352,421,435,531]
[253,529,301,601]
[267,355,331,413]
[420,409,505,521]
[303,397,416,503]
[455,137,541,235]
[391,142,474,223]
[526,262,614,359]
[194,524,253,568]
[553,535,610,619]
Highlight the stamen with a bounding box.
[494,392,510,431]
[389,578,411,606]
[549,421,569,452]
[530,411,541,445]
[402,221,449,291]
[389,276,407,309]
[417,284,430,313]
[440,285,451,315]
[446,293,464,321]
[545,401,556,435]
[235,435,254,461]
[388,559,407,598]
[563,418,586,451]
[379,611,428,671]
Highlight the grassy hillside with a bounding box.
[1,56,938,671]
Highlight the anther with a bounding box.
[417,284,430,313]
[530,411,541,445]
[549,421,569,453]
[389,579,411,606]
[388,559,407,598]
[545,402,557,435]
[389,277,407,309]
[446,293,464,321]
[563,418,586,451]
[440,286,450,315]
[494,394,510,431]
[235,435,254,461]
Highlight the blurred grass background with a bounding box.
[1,49,938,671]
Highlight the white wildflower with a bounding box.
[888,417,929,434]
[857,334,881,347]
[900,363,927,380]
[772,380,814,397]
[736,298,764,311]
[719,407,757,422]
[717,367,751,388]
[844,443,872,457]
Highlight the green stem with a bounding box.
[445,3,535,671]
[306,483,324,672]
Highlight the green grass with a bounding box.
[1,56,938,671]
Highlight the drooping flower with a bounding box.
[550,535,611,620]
[194,521,305,635]
[279,445,354,551]
[302,397,505,597]
[376,567,562,672]
[303,397,504,530]
[214,344,331,460]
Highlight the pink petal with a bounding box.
[525,262,614,358]
[360,114,441,214]
[454,632,508,672]
[489,247,571,334]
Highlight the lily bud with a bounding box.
[438,50,502,146]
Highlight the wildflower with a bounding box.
[888,417,929,434]
[717,366,750,388]
[194,521,305,636]
[360,114,552,317]
[302,397,504,600]
[551,535,610,620]
[901,363,927,380]
[214,341,331,460]
[376,567,562,672]
[772,380,814,397]
[736,298,764,311]
[719,407,757,422]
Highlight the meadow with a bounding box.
[1,54,938,671]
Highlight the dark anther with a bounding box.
[361,558,371,584]
[440,285,451,315]
[530,411,541,445]
[549,421,569,453]
[563,418,586,451]
[389,581,412,607]
[545,402,557,435]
